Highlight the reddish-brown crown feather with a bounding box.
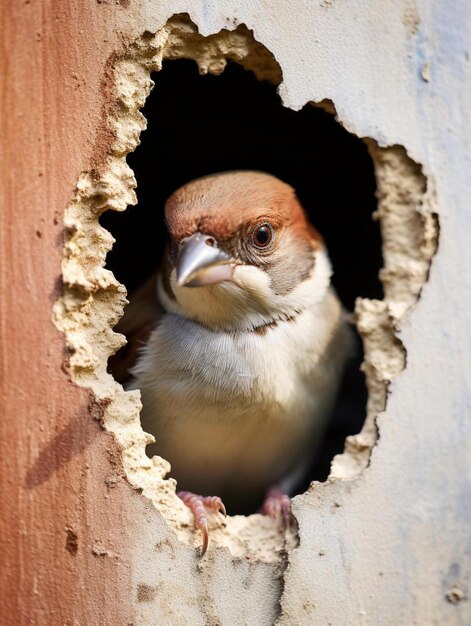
[164,171,323,248]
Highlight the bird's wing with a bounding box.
[109,272,162,384]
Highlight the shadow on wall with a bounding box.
[101,58,382,490]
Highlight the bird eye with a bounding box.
[251,223,274,249]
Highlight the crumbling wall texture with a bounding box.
[1,2,470,626]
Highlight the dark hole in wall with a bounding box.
[101,59,382,508]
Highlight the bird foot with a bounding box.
[261,488,293,527]
[177,491,227,557]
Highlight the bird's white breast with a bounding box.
[131,289,350,498]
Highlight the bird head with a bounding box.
[159,171,332,331]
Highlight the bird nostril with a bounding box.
[205,237,215,247]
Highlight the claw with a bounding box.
[202,495,227,517]
[198,517,209,557]
[178,491,226,557]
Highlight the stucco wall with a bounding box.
[1,1,470,624]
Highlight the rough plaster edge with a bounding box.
[52,14,439,565]
[330,142,439,478]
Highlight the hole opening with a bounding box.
[102,58,380,513]
[55,15,438,561]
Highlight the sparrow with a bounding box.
[114,171,351,555]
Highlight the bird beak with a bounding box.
[176,233,235,288]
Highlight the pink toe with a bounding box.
[261,489,292,527]
[202,495,227,517]
[177,491,226,557]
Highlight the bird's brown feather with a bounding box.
[165,171,322,247]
